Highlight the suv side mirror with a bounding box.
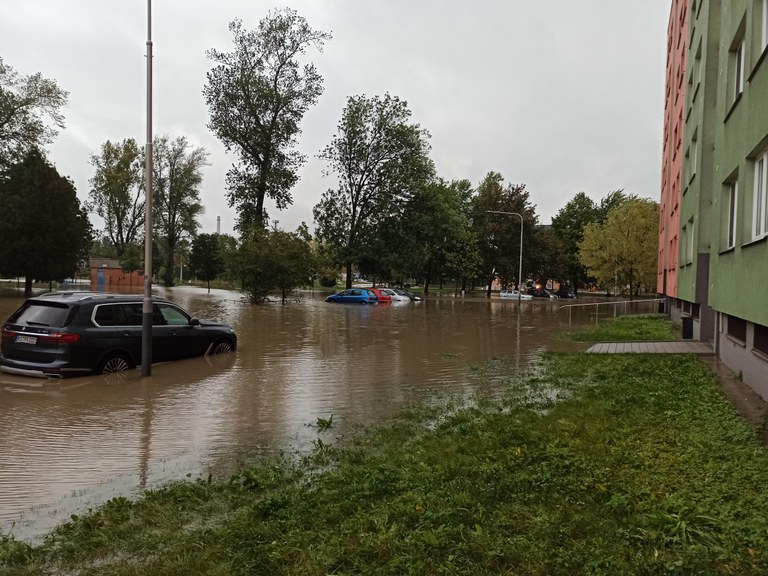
[190,318,200,326]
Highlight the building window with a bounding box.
[689,130,698,183]
[755,323,768,355]
[763,0,768,53]
[728,315,747,341]
[726,181,739,249]
[688,217,695,263]
[735,40,746,99]
[754,152,768,239]
[693,40,703,94]
[681,224,687,264]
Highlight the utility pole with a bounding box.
[141,0,154,377]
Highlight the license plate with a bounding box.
[15,335,37,345]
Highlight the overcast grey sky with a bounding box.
[2,1,670,237]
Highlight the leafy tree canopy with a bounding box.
[0,148,92,296]
[551,189,634,291]
[0,58,68,170]
[578,197,659,297]
[472,172,538,293]
[152,135,207,286]
[204,9,331,233]
[88,138,144,257]
[313,93,435,288]
[233,228,314,303]
[189,233,225,293]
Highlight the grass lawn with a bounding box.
[2,318,767,575]
[564,314,680,342]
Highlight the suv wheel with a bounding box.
[99,353,131,374]
[211,339,233,354]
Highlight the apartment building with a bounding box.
[661,0,768,399]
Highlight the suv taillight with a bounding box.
[1,329,13,338]
[39,332,80,344]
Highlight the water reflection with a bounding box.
[0,287,591,541]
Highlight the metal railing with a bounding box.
[560,298,665,326]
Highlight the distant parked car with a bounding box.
[392,288,423,302]
[0,292,237,378]
[500,289,533,300]
[556,286,577,298]
[527,288,560,299]
[381,288,410,302]
[325,289,378,304]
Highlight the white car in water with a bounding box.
[499,289,533,300]
[381,288,410,302]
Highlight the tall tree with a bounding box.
[472,172,538,296]
[313,93,435,288]
[551,191,600,293]
[189,233,225,293]
[579,197,659,297]
[88,139,144,257]
[204,9,331,232]
[0,58,68,170]
[153,135,207,286]
[0,149,92,296]
[395,179,473,294]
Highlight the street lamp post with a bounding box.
[486,210,524,302]
[142,0,154,376]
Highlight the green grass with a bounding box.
[564,314,680,342]
[3,319,768,575]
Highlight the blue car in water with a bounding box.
[325,288,378,304]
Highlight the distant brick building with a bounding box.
[89,259,144,292]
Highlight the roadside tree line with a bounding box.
[0,9,659,301]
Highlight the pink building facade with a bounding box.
[657,0,689,297]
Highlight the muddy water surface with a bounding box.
[0,286,593,541]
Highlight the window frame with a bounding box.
[754,152,768,239]
[735,39,746,99]
[688,217,695,263]
[763,0,768,53]
[727,181,739,249]
[755,323,768,355]
[727,315,747,342]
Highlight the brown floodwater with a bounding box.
[0,286,605,542]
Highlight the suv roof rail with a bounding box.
[37,291,118,301]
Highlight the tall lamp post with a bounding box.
[486,210,524,302]
[142,0,154,377]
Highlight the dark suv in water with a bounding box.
[0,292,237,378]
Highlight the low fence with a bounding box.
[560,298,666,327]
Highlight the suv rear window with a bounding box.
[10,302,71,328]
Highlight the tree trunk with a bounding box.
[24,276,33,298]
[345,261,353,289]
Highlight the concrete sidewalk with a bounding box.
[586,341,714,354]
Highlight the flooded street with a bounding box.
[0,286,593,541]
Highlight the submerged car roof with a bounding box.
[29,292,172,305]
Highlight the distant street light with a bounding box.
[486,210,524,302]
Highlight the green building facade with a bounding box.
[678,0,721,342]
[678,0,768,398]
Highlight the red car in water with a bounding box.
[369,288,393,304]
